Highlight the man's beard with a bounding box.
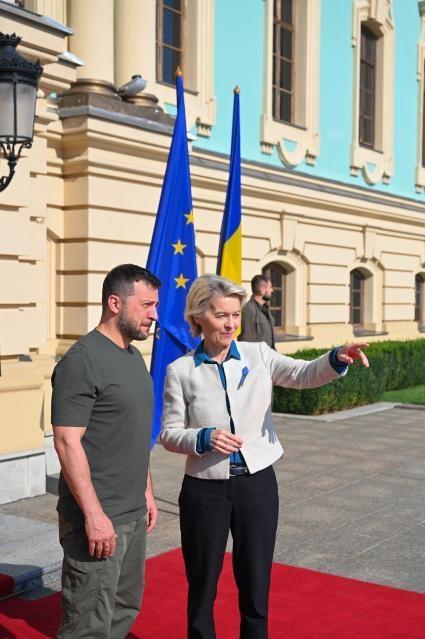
[262,294,272,303]
[118,306,150,341]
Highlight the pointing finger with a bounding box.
[358,351,369,367]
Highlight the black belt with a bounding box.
[229,465,250,476]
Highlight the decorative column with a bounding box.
[114,0,147,87]
[67,0,116,96]
[114,0,162,110]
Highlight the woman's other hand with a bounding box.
[336,343,369,368]
[210,429,243,455]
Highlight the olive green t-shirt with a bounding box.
[51,329,153,526]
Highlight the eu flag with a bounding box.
[217,86,242,284]
[147,71,199,445]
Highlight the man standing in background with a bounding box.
[239,274,276,348]
[52,264,160,639]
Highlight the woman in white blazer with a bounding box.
[160,274,369,639]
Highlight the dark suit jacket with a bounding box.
[238,297,275,348]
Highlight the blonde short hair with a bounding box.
[185,274,247,337]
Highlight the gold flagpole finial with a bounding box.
[234,85,240,94]
[176,66,183,77]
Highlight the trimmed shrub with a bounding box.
[272,339,425,415]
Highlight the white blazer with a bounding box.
[160,341,345,480]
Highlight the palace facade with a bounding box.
[0,0,424,503]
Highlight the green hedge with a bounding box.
[272,339,425,415]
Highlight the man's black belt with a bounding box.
[229,465,250,476]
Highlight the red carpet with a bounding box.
[0,548,424,638]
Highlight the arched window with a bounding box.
[262,262,287,330]
[415,274,425,325]
[350,269,365,326]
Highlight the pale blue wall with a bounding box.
[391,0,419,195]
[192,0,424,201]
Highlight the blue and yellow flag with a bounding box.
[217,87,242,284]
[147,71,199,445]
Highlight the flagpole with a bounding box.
[216,85,242,285]
[147,68,199,446]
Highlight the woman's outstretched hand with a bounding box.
[336,343,369,368]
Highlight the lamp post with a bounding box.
[0,33,42,192]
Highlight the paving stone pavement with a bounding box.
[1,406,424,599]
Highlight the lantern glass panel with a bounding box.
[16,82,37,140]
[0,81,15,139]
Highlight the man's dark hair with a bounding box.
[251,274,270,295]
[102,264,161,310]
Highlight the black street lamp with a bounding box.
[0,33,42,192]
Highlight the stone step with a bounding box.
[0,562,62,601]
[46,473,59,496]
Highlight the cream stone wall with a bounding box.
[0,0,424,504]
[0,3,77,500]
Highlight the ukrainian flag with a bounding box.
[217,87,242,284]
[147,70,199,445]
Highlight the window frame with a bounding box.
[149,0,216,137]
[415,4,425,191]
[262,262,287,331]
[422,69,425,168]
[272,0,295,125]
[350,269,365,327]
[156,0,185,88]
[350,1,394,185]
[260,0,320,167]
[415,274,425,325]
[359,24,377,149]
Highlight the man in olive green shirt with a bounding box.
[52,264,160,639]
[239,274,276,348]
